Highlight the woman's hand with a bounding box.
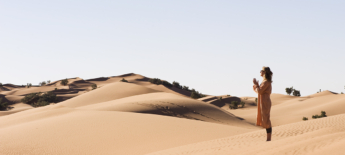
[253,78,259,86]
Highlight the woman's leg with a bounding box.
[266,128,272,141]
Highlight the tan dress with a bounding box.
[253,80,272,128]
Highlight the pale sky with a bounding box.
[1,0,344,97]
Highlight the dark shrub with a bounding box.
[21,93,40,105]
[320,111,327,117]
[182,86,190,91]
[61,79,69,86]
[285,87,293,95]
[21,92,57,107]
[240,101,245,108]
[33,101,50,107]
[172,81,181,89]
[91,84,97,90]
[38,91,57,103]
[218,97,222,101]
[162,81,172,87]
[0,98,9,111]
[293,89,301,96]
[55,88,58,91]
[303,117,308,121]
[47,80,51,84]
[121,78,128,82]
[0,83,2,87]
[39,81,47,86]
[190,89,205,99]
[149,78,162,85]
[230,101,238,109]
[312,111,327,119]
[255,98,258,104]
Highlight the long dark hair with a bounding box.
[263,66,273,82]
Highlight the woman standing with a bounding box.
[253,66,273,141]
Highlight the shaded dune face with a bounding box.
[77,92,254,128]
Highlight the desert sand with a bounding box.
[1,73,344,155]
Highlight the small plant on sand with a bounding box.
[60,79,69,86]
[0,98,9,111]
[285,87,293,95]
[227,94,230,96]
[21,91,58,107]
[320,111,327,117]
[312,111,327,119]
[47,80,51,84]
[121,78,128,82]
[341,92,344,94]
[0,83,3,87]
[240,101,245,108]
[55,88,58,91]
[255,98,258,104]
[91,84,97,90]
[230,101,238,109]
[218,97,222,101]
[302,117,308,121]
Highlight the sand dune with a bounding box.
[146,113,345,155]
[59,82,160,108]
[77,92,255,127]
[0,106,255,155]
[1,74,345,155]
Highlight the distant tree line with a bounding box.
[149,78,206,99]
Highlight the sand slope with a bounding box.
[147,113,345,155]
[0,106,255,155]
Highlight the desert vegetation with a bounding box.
[302,111,328,120]
[190,89,206,99]
[60,79,69,86]
[0,83,3,87]
[39,81,47,86]
[121,78,128,82]
[286,87,301,96]
[229,101,245,109]
[312,111,327,119]
[39,80,51,86]
[91,84,97,90]
[302,117,308,121]
[26,83,32,88]
[21,91,58,107]
[0,98,9,111]
[149,78,205,98]
[148,78,172,87]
